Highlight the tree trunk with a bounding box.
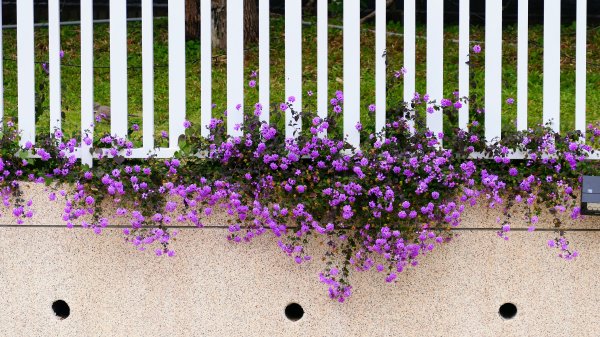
[212,0,227,49]
[243,0,259,46]
[185,0,200,41]
[185,0,259,50]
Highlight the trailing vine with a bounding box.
[0,44,598,302]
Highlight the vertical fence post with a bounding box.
[317,0,328,137]
[49,0,61,133]
[227,0,244,137]
[110,0,128,138]
[201,0,212,138]
[142,0,154,150]
[17,0,35,146]
[80,0,94,165]
[344,0,360,149]
[259,0,270,124]
[404,0,415,131]
[426,0,443,139]
[517,0,528,131]
[575,0,586,136]
[375,0,386,136]
[285,0,302,139]
[543,0,560,132]
[169,0,186,148]
[458,0,469,130]
[485,0,502,143]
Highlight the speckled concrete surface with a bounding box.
[1,183,600,336]
[1,226,600,336]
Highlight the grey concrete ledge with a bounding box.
[1,227,599,336]
[6,182,600,231]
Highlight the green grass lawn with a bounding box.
[2,14,599,144]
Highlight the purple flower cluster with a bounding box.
[0,71,597,302]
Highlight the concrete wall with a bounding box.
[1,183,599,336]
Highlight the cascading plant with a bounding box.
[0,44,598,302]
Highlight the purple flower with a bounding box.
[506,97,515,105]
[85,196,95,205]
[249,80,256,88]
[394,67,407,78]
[183,120,191,129]
[472,44,482,53]
[37,149,51,161]
[509,167,518,176]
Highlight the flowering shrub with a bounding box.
[1,45,599,302]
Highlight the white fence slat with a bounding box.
[344,0,360,148]
[0,1,4,125]
[517,0,528,131]
[169,0,186,148]
[426,0,443,138]
[485,0,502,142]
[227,0,244,137]
[575,0,586,135]
[317,0,328,137]
[201,0,212,138]
[285,0,302,139]
[17,0,35,146]
[458,0,469,130]
[80,0,94,166]
[49,0,61,133]
[142,0,154,149]
[403,0,416,130]
[543,0,560,132]
[375,0,386,135]
[110,0,128,138]
[403,0,415,102]
[259,0,270,124]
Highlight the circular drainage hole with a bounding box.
[285,303,304,321]
[499,302,517,319]
[52,300,70,319]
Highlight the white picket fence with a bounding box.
[4,0,592,165]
